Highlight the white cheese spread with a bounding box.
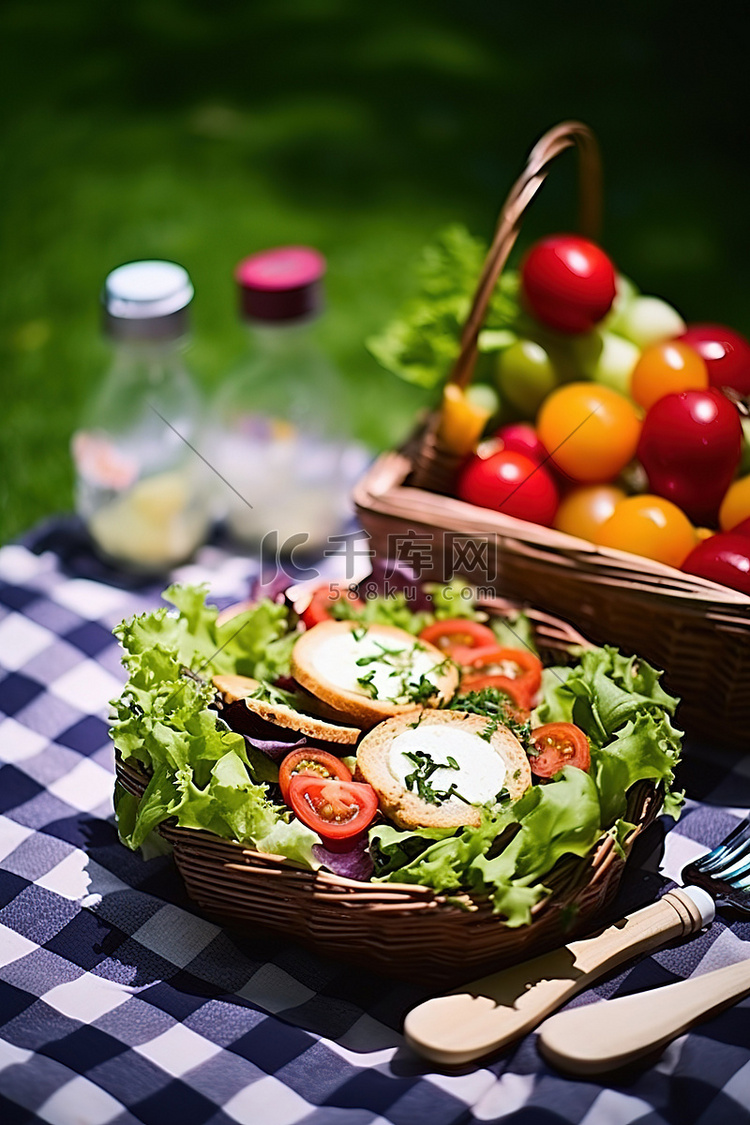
[313,630,444,703]
[387,725,506,806]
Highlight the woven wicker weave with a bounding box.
[354,122,750,747]
[115,600,660,987]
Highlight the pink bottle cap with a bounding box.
[235,246,326,322]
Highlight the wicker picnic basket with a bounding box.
[115,598,662,987]
[354,121,750,747]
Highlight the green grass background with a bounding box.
[2,0,749,544]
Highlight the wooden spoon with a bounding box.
[538,957,750,1075]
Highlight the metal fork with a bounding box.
[405,816,750,1066]
[538,817,750,1074]
[680,816,750,912]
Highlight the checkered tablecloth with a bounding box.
[2,531,750,1125]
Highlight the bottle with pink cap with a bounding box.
[208,246,367,551]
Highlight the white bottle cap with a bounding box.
[682,885,716,927]
[104,261,194,320]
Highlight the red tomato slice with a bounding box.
[288,775,378,843]
[418,619,496,657]
[530,722,591,778]
[278,749,353,805]
[299,583,365,629]
[460,646,543,702]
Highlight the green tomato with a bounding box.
[608,295,685,348]
[602,273,638,333]
[495,339,559,417]
[528,325,602,382]
[591,331,640,397]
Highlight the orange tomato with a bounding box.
[718,475,750,531]
[630,341,708,411]
[554,485,627,542]
[537,383,641,483]
[594,495,697,568]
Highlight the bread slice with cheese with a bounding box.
[212,673,360,746]
[290,620,459,729]
[355,710,532,829]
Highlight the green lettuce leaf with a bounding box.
[365,224,521,388]
[535,646,678,747]
[111,585,320,865]
[372,768,604,926]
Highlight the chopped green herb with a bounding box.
[356,670,379,698]
[402,749,471,806]
[249,682,296,707]
[450,687,533,752]
[355,644,404,667]
[405,673,440,705]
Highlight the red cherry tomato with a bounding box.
[496,422,549,464]
[460,646,542,706]
[278,749,352,805]
[637,389,743,526]
[457,449,559,526]
[418,619,496,658]
[520,235,617,334]
[681,533,750,596]
[680,323,750,397]
[731,517,750,540]
[299,583,365,629]
[530,723,591,778]
[288,775,379,845]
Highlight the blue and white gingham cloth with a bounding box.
[1,528,750,1125]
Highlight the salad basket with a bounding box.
[115,598,661,987]
[354,121,750,746]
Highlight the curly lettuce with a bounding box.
[111,584,320,866]
[365,224,521,389]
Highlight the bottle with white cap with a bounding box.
[71,260,212,570]
[208,246,368,552]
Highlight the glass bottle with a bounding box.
[208,246,368,552]
[71,260,212,571]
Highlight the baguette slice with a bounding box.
[290,620,459,729]
[356,710,532,829]
[212,673,359,746]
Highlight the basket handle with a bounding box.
[450,121,603,391]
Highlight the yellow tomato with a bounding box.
[630,340,708,411]
[537,383,641,483]
[594,495,697,568]
[719,475,750,531]
[554,485,627,542]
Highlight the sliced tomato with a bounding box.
[299,583,365,629]
[418,618,496,658]
[460,646,543,704]
[278,749,352,804]
[288,775,378,844]
[530,722,591,778]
